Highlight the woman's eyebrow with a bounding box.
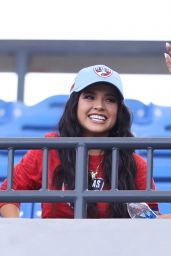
[82,90,116,97]
[82,90,95,94]
[105,92,116,97]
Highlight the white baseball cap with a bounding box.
[70,64,124,98]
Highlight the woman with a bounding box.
[0,64,158,218]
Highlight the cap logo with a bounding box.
[93,65,113,78]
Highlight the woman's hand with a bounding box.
[0,204,20,218]
[157,214,171,219]
[165,42,171,73]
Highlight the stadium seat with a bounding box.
[37,94,69,108]
[124,100,171,137]
[124,99,153,125]
[136,149,171,180]
[0,149,28,179]
[32,203,42,218]
[26,94,68,120]
[0,95,68,138]
[152,104,171,134]
[0,99,14,124]
[155,182,171,214]
[20,203,33,218]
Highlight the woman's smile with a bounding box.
[88,114,107,123]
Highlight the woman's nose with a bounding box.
[93,100,104,110]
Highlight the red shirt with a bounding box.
[0,132,158,218]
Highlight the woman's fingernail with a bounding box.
[164,53,170,58]
[166,42,170,48]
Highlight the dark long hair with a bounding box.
[52,85,137,218]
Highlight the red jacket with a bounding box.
[0,132,158,218]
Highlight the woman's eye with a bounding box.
[106,98,116,103]
[84,94,94,100]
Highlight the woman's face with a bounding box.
[77,83,119,137]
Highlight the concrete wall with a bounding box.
[0,218,170,256]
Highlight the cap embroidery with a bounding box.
[93,65,113,78]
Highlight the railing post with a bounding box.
[41,148,49,191]
[16,51,28,102]
[146,147,153,190]
[111,148,119,191]
[7,148,14,191]
[74,144,87,218]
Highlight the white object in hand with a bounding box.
[127,202,157,219]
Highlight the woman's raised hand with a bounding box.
[165,42,171,73]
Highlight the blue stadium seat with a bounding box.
[0,95,68,138]
[0,120,56,138]
[35,94,69,109]
[0,99,14,124]
[131,121,171,137]
[32,203,42,218]
[132,103,171,137]
[25,94,68,120]
[155,182,171,214]
[136,149,171,180]
[0,152,8,179]
[0,99,29,124]
[154,156,171,180]
[152,104,171,135]
[152,104,171,122]
[124,99,153,125]
[20,203,33,218]
[124,100,171,137]
[0,149,27,179]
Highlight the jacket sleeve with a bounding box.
[134,153,156,190]
[0,131,59,210]
[0,149,43,209]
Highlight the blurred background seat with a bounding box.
[0,99,14,125]
[32,203,42,218]
[124,99,153,125]
[0,95,69,138]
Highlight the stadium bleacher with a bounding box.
[1,96,171,217]
[124,99,153,125]
[0,99,15,125]
[0,95,68,138]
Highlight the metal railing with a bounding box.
[0,137,171,218]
